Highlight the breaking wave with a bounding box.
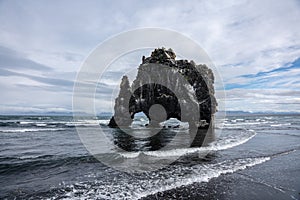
[119,129,256,158]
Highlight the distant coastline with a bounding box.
[218,111,300,116]
[0,111,300,116]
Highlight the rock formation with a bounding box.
[109,48,217,128]
[108,47,217,132]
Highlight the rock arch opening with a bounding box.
[131,111,149,127]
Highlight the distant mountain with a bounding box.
[97,112,113,116]
[0,111,73,116]
[217,110,300,116]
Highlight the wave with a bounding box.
[0,128,66,133]
[135,157,271,199]
[261,131,300,137]
[0,119,108,128]
[119,129,256,158]
[98,120,110,125]
[0,155,97,174]
[0,128,257,174]
[270,123,291,127]
[44,147,298,200]
[35,123,48,127]
[44,156,271,200]
[4,148,298,200]
[118,152,140,158]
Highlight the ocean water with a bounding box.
[0,115,299,199]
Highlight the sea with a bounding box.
[0,114,299,200]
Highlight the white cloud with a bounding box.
[131,0,300,81]
[225,89,300,112]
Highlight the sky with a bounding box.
[0,0,300,114]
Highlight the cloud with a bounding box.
[225,89,300,112]
[0,104,72,115]
[0,0,299,113]
[0,68,73,88]
[0,45,52,71]
[225,57,300,90]
[130,0,300,83]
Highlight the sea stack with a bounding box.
[108,48,217,135]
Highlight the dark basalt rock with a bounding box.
[108,76,132,128]
[108,48,217,132]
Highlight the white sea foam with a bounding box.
[19,155,42,160]
[210,129,256,151]
[118,129,256,158]
[52,156,270,200]
[144,129,256,157]
[270,123,291,127]
[19,121,32,125]
[35,123,47,127]
[135,157,271,199]
[118,152,140,158]
[98,120,110,125]
[64,119,106,127]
